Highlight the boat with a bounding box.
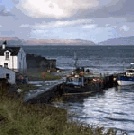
[62,67,104,95]
[117,63,134,86]
[62,53,104,95]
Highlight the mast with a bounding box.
[74,52,78,69]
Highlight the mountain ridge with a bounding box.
[1,36,134,46]
[98,36,134,45]
[0,37,95,46]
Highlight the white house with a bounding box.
[0,66,15,84]
[0,41,27,73]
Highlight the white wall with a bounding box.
[12,56,18,71]
[0,47,27,73]
[0,55,18,71]
[0,67,15,84]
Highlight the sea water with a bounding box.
[23,45,134,134]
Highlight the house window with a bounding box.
[4,63,8,68]
[6,73,9,79]
[5,52,9,60]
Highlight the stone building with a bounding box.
[26,54,56,71]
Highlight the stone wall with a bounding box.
[26,54,56,71]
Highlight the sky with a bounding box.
[0,0,134,43]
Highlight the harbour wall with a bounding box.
[25,74,118,104]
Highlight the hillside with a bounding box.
[0,37,95,46]
[23,39,95,45]
[99,36,134,45]
[0,37,24,45]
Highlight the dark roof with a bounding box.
[0,46,21,56]
[3,40,7,45]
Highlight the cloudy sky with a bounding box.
[0,0,134,43]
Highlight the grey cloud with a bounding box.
[0,9,14,16]
[0,30,15,35]
[0,5,14,16]
[10,7,59,24]
[73,0,134,20]
[0,0,134,41]
[9,0,134,22]
[0,7,59,39]
[12,0,20,4]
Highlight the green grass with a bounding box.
[0,69,118,135]
[0,96,66,135]
[0,92,118,135]
[27,69,61,81]
[17,84,38,91]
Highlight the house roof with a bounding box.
[0,46,21,56]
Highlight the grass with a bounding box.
[0,96,66,135]
[14,68,62,95]
[26,68,61,81]
[0,69,119,135]
[0,91,118,135]
[17,84,38,91]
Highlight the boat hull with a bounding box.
[62,83,103,95]
[117,75,134,86]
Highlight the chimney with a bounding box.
[2,40,7,50]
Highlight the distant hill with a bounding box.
[99,36,134,45]
[0,37,95,46]
[23,39,95,45]
[0,37,23,45]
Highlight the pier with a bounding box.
[24,80,64,103]
[23,72,118,104]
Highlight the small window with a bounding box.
[4,63,8,68]
[5,52,9,60]
[6,73,9,79]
